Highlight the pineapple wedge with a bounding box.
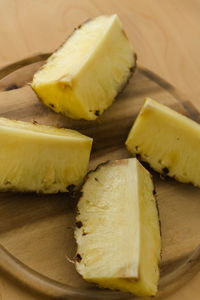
[31,14,136,120]
[75,158,161,296]
[0,117,92,193]
[126,98,200,187]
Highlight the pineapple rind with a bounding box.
[75,159,161,296]
[0,117,92,193]
[126,97,200,188]
[32,15,136,120]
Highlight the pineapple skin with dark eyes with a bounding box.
[75,158,161,296]
[126,97,200,188]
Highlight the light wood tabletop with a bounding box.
[0,0,199,299]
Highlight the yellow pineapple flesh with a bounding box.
[126,97,200,187]
[75,158,161,296]
[31,14,136,120]
[0,117,92,193]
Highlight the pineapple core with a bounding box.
[126,97,200,188]
[32,14,136,120]
[75,158,161,296]
[0,117,92,193]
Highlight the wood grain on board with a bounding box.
[0,1,199,300]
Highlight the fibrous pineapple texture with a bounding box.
[32,14,136,120]
[126,98,200,187]
[0,117,92,193]
[75,158,161,296]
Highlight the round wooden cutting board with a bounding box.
[0,54,199,300]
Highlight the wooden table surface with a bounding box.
[0,0,199,299]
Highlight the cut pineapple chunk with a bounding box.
[0,117,92,193]
[126,97,200,187]
[32,14,136,120]
[75,158,161,296]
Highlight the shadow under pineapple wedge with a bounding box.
[0,53,199,299]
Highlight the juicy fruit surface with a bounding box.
[0,117,92,193]
[32,14,135,120]
[75,159,161,296]
[126,98,200,187]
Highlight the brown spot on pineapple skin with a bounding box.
[160,174,166,180]
[76,253,82,262]
[75,18,91,31]
[95,110,100,117]
[162,167,169,175]
[77,24,82,29]
[94,177,98,182]
[67,184,76,192]
[75,221,83,228]
[49,103,55,108]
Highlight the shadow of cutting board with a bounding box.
[0,54,199,300]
